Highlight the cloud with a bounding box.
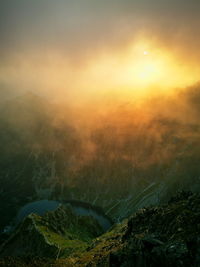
[0,0,200,101]
[1,0,200,56]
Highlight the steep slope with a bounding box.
[0,192,200,266]
[0,93,80,231]
[0,205,103,258]
[1,87,200,234]
[67,191,200,266]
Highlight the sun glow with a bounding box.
[5,39,200,103]
[81,40,200,99]
[126,50,165,86]
[137,62,161,82]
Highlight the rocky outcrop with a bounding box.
[0,205,103,259]
[0,214,59,258]
[72,191,200,266]
[1,192,200,266]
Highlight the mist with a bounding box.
[1,0,200,102]
[1,0,200,227]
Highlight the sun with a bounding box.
[135,60,163,85]
[122,47,165,86]
[80,39,200,98]
[138,63,158,80]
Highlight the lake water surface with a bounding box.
[16,200,112,231]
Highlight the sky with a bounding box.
[0,0,200,103]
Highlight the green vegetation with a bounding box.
[1,192,200,266]
[0,205,103,259]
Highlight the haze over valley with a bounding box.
[1,1,200,266]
